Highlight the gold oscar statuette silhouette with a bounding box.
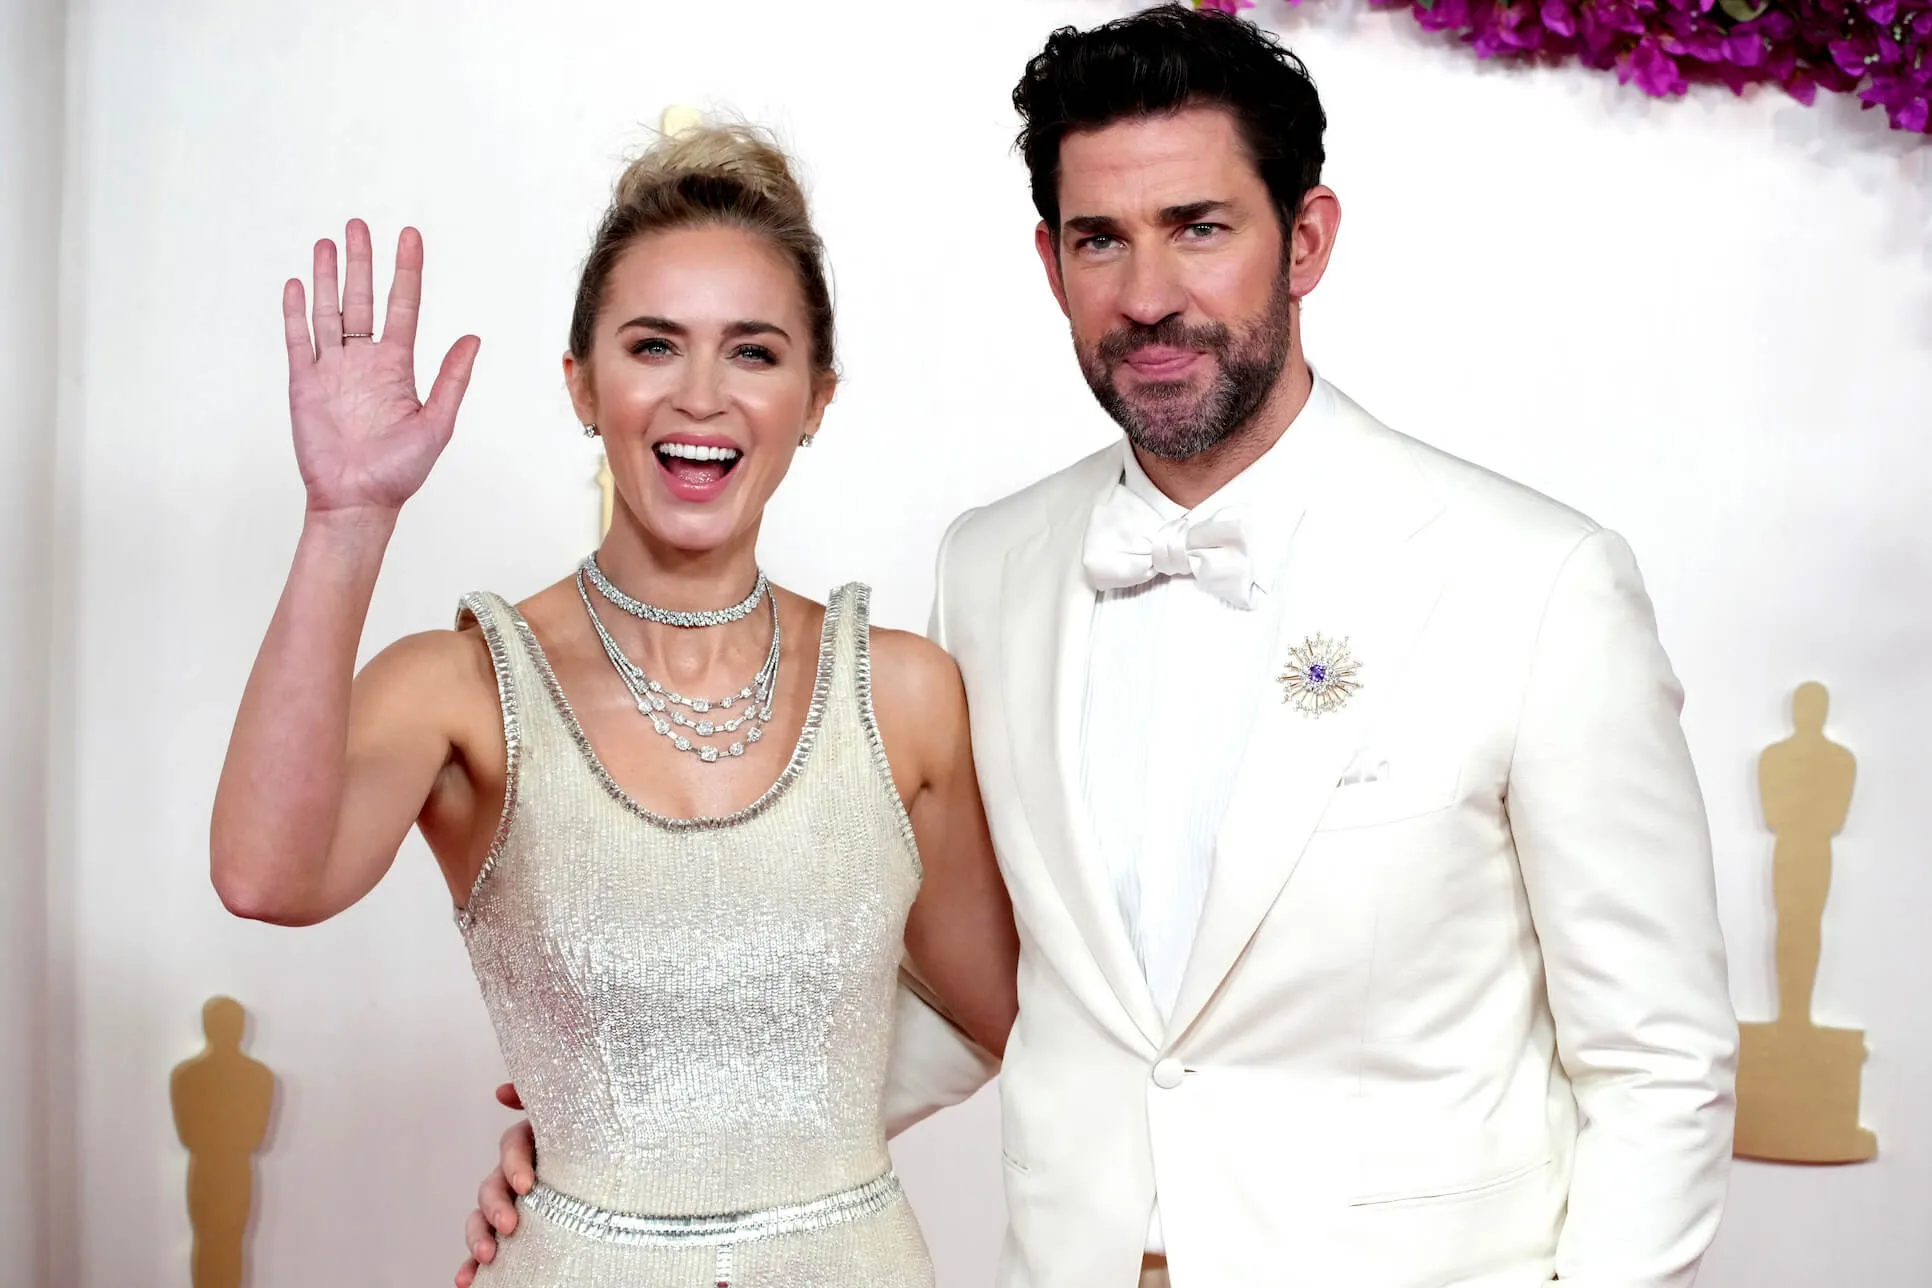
[171,997,277,1287]
[1734,682,1877,1163]
[596,452,615,540]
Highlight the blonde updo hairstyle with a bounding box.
[568,122,837,382]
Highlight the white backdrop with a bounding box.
[24,0,1932,1283]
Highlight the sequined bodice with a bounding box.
[455,585,922,1219]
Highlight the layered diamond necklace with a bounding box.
[575,555,779,765]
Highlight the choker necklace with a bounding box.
[580,554,767,629]
[575,571,780,765]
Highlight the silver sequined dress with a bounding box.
[455,584,932,1288]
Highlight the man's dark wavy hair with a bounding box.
[1012,4,1327,237]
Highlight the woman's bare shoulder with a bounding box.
[867,623,969,784]
[358,622,499,723]
[364,576,576,724]
[868,624,963,706]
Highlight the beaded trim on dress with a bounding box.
[522,1171,903,1247]
[454,592,525,929]
[512,591,841,832]
[845,585,922,872]
[452,584,919,923]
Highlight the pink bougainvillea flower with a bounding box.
[1358,0,1931,133]
[1724,31,1767,66]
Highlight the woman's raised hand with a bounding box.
[283,220,480,517]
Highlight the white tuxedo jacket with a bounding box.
[886,389,1737,1287]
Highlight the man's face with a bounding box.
[1038,106,1294,460]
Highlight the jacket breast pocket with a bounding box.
[1317,757,1462,832]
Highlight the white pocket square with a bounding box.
[1337,757,1390,787]
[1322,755,1461,830]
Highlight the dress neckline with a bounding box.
[505,589,843,832]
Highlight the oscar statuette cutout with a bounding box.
[1734,682,1878,1163]
[596,452,614,541]
[171,997,277,1286]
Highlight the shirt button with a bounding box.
[1152,1058,1186,1090]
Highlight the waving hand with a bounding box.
[283,220,480,516]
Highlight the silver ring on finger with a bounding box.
[340,330,375,342]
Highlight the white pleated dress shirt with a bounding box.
[1078,376,1335,1252]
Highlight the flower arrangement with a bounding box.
[1193,0,1932,133]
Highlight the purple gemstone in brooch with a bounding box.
[1277,634,1361,718]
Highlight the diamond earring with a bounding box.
[798,432,815,447]
[583,423,599,438]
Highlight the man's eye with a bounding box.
[1185,223,1220,238]
[1077,235,1118,252]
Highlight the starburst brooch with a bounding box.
[1277,633,1362,718]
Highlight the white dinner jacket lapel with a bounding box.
[1167,402,1449,1043]
[999,451,1166,1053]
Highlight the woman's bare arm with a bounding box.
[873,628,1019,1059]
[210,219,481,924]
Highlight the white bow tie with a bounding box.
[1081,486,1256,609]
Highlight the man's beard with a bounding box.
[1077,270,1296,461]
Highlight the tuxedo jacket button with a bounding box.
[1151,1058,1186,1089]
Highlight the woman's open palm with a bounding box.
[284,220,480,516]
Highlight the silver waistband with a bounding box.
[523,1170,903,1247]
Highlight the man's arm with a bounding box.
[884,972,1000,1137]
[1508,528,1738,1287]
[885,504,1000,1135]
